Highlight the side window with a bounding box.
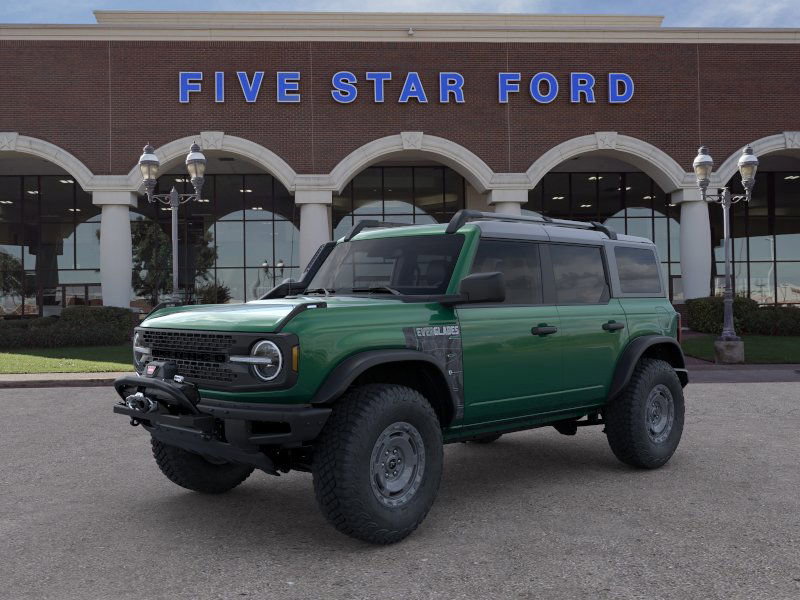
[550,244,609,304]
[615,246,662,294]
[470,240,543,304]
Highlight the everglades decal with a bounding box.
[403,324,464,419]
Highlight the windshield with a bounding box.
[307,234,464,296]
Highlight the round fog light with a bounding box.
[251,340,282,381]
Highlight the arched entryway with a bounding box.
[524,134,688,302]
[328,132,496,241]
[0,150,101,316]
[130,151,299,309]
[712,134,800,305]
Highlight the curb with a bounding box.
[0,373,128,389]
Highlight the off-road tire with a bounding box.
[151,438,254,494]
[470,433,502,444]
[312,384,443,544]
[605,358,685,469]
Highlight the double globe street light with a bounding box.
[692,144,759,362]
[138,143,207,303]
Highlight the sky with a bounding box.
[1,0,799,27]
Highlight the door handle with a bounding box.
[602,321,625,331]
[531,325,558,336]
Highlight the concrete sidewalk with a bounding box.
[0,371,131,389]
[1,364,799,388]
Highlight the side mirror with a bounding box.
[457,271,505,304]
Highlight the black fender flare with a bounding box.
[311,349,458,421]
[607,336,688,402]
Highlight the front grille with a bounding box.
[141,330,237,383]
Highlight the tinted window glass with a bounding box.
[308,234,464,295]
[550,245,608,304]
[615,246,662,294]
[470,240,542,304]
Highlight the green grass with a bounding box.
[0,344,132,374]
[681,335,800,364]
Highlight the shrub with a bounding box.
[0,306,136,349]
[196,282,232,304]
[685,296,800,336]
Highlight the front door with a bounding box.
[546,243,629,408]
[458,239,565,426]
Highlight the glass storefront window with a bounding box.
[129,173,301,309]
[333,166,466,237]
[776,263,800,304]
[0,175,101,316]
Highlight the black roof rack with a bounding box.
[445,209,617,240]
[344,220,410,242]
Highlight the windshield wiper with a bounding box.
[351,286,402,296]
[305,287,334,296]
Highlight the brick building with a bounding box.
[1,11,799,313]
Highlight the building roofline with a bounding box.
[91,10,665,28]
[1,11,799,44]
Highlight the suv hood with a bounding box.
[141,296,405,333]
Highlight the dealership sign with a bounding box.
[178,71,634,104]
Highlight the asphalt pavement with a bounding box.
[1,383,798,600]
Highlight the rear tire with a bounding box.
[605,358,684,469]
[151,439,254,494]
[312,384,443,544]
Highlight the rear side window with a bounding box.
[615,246,663,294]
[470,240,543,304]
[550,245,609,304]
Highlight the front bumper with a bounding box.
[113,374,331,472]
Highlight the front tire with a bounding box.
[604,358,685,469]
[151,439,254,494]
[312,384,443,544]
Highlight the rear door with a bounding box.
[458,239,565,425]
[546,242,629,408]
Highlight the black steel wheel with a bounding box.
[605,358,685,469]
[312,384,443,544]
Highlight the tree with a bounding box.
[0,251,25,308]
[131,217,218,306]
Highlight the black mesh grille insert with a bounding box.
[141,330,236,383]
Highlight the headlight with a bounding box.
[132,331,150,371]
[249,340,283,381]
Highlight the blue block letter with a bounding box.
[570,72,596,103]
[399,72,428,103]
[439,72,465,103]
[331,71,358,104]
[530,72,558,104]
[498,73,521,103]
[179,71,203,103]
[237,71,264,103]
[366,72,392,103]
[608,73,634,103]
[277,72,301,103]
[214,71,224,103]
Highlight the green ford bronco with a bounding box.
[114,209,688,544]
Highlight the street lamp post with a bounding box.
[138,142,206,303]
[692,144,759,361]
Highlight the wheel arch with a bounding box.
[311,349,457,426]
[608,336,688,402]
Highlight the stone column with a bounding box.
[93,191,137,308]
[673,188,712,300]
[296,189,333,270]
[487,188,528,216]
